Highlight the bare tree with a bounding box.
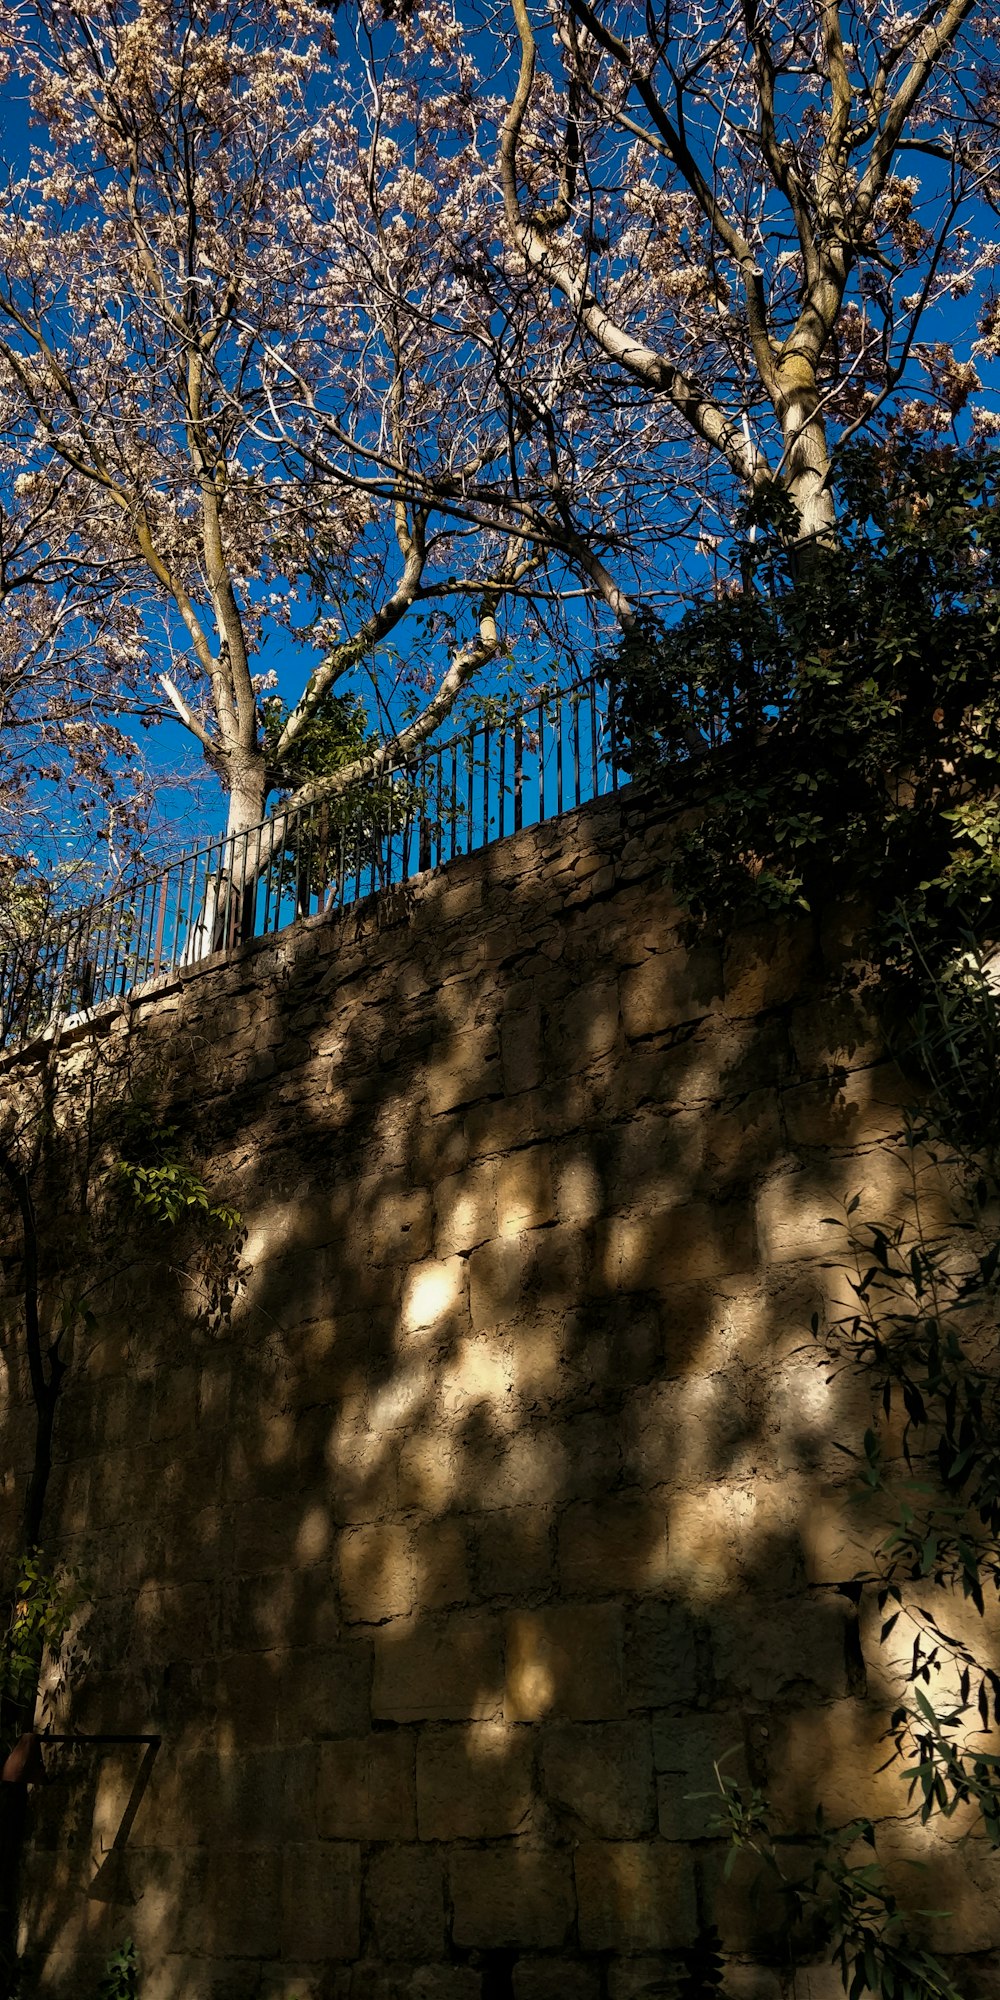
[498,0,993,547]
[0,0,995,856]
[0,0,635,844]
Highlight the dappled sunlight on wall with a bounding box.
[0,790,998,1997]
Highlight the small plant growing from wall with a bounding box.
[95,1939,139,2000]
[0,1553,88,1727]
[114,1116,241,1230]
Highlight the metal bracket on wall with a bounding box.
[1,1729,163,1908]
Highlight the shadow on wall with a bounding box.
[1,789,998,2000]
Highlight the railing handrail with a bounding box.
[33,671,599,931]
[0,670,623,1053]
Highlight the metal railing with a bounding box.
[0,673,623,1053]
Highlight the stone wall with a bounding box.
[0,788,998,1999]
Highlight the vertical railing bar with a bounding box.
[465,728,474,855]
[515,713,523,832]
[352,797,362,905]
[557,694,564,817]
[265,821,278,932]
[261,822,275,937]
[234,827,248,946]
[384,787,394,891]
[133,877,149,986]
[591,685,599,797]
[183,848,200,966]
[609,675,619,790]
[573,691,581,808]
[152,871,168,978]
[418,751,430,875]
[538,702,546,820]
[101,894,119,1001]
[118,890,132,993]
[91,905,108,1010]
[275,811,291,931]
[450,745,458,862]
[212,836,228,955]
[482,723,490,848]
[499,714,507,840]
[250,819,264,943]
[254,822,264,938]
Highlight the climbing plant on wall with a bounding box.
[0,1043,243,2000]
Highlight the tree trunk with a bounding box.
[224,748,268,843]
[776,355,838,551]
[183,748,268,964]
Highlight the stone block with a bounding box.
[782,1065,909,1150]
[509,1314,565,1407]
[221,1561,341,1657]
[502,998,544,1096]
[280,1843,361,1962]
[365,1844,447,1960]
[338,1523,414,1624]
[211,1650,283,1746]
[542,1720,655,1837]
[715,1968,784,2000]
[434,1162,497,1255]
[624,1601,702,1711]
[316,1734,416,1839]
[476,1508,553,1598]
[365,1185,434,1265]
[768,1699,913,1829]
[438,1335,512,1418]
[707,1593,852,1704]
[496,1148,557,1236]
[574,1840,697,1951]
[425,1041,501,1115]
[396,1428,462,1513]
[553,1148,606,1225]
[790,985,884,1078]
[280,1642,372,1743]
[372,1612,503,1722]
[505,1604,624,1721]
[401,1257,467,1336]
[149,1365,198,1443]
[722,922,811,1018]
[450,1846,575,1950]
[754,1152,916,1268]
[801,1484,898,1586]
[417,1722,534,1838]
[549,980,620,1069]
[513,1963,602,2000]
[469,1238,525,1329]
[602,1112,704,1213]
[524,1222,589,1305]
[653,1714,752,1840]
[701,1092,783,1184]
[203,1849,282,1958]
[876,1824,1000,1952]
[620,948,721,1040]
[696,1839,808,1953]
[558,1495,670,1597]
[596,1203,755,1291]
[412,1517,471,1610]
